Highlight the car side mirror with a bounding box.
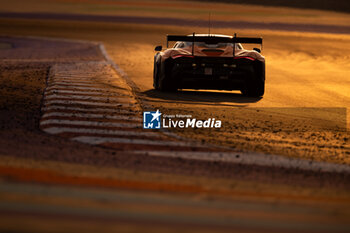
[155,45,162,51]
[253,48,261,53]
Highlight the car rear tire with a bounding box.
[241,61,265,97]
[159,65,177,92]
[153,62,160,90]
[159,76,177,92]
[241,81,265,97]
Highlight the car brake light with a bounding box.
[172,54,195,59]
[234,56,255,61]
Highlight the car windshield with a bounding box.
[174,41,243,49]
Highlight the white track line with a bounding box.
[54,69,106,74]
[48,81,97,87]
[45,87,131,96]
[43,127,157,137]
[72,136,200,147]
[53,74,98,76]
[42,106,135,114]
[49,79,97,84]
[51,76,114,81]
[44,94,136,103]
[45,85,128,92]
[51,76,98,80]
[48,81,128,88]
[50,79,117,84]
[42,112,141,121]
[45,90,132,97]
[132,151,350,174]
[54,72,101,75]
[51,78,118,83]
[50,79,98,83]
[40,119,140,128]
[43,99,133,108]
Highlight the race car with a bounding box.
[153,33,265,97]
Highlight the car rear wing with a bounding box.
[167,33,263,56]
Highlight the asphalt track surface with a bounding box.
[1,12,350,34]
[38,43,350,174]
[0,34,349,233]
[1,12,350,233]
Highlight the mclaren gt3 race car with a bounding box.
[153,33,265,97]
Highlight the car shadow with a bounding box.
[141,89,262,106]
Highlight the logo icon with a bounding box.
[143,110,162,129]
